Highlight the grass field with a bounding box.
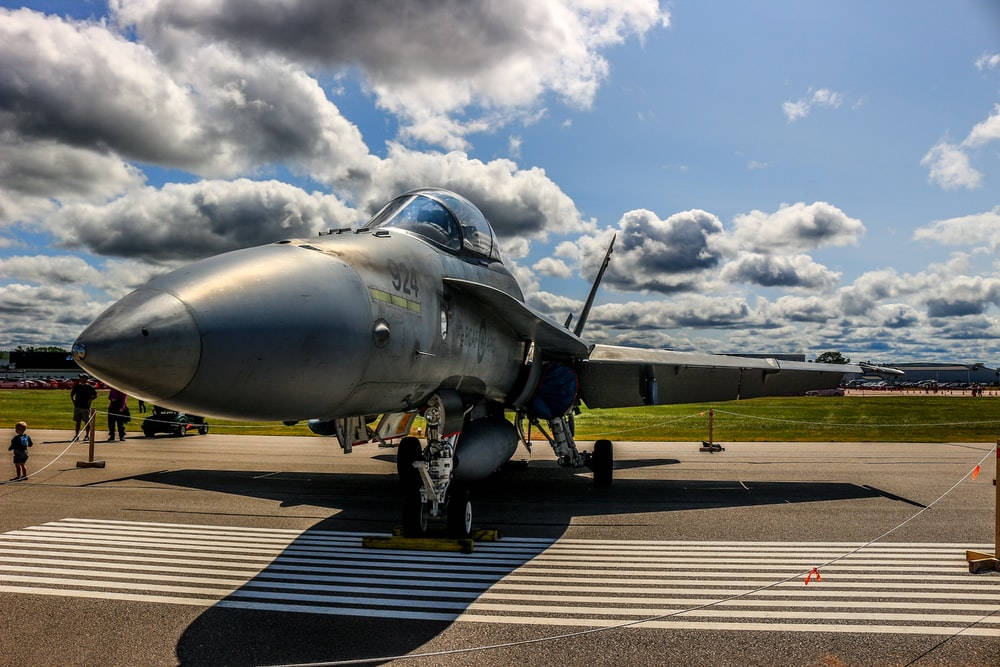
[2,389,1000,442]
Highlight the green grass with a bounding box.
[0,390,314,436]
[572,396,1000,442]
[2,390,999,441]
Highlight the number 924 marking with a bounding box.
[388,261,419,297]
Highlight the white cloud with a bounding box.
[963,104,1000,148]
[922,105,1000,190]
[720,252,840,291]
[913,206,1000,250]
[731,201,865,252]
[113,0,670,150]
[48,179,361,261]
[782,87,844,123]
[920,140,983,190]
[975,53,1000,71]
[365,143,592,238]
[533,256,572,278]
[0,134,146,225]
[578,209,726,294]
[508,135,523,159]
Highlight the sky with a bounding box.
[1,1,999,363]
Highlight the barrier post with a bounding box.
[700,408,724,453]
[76,408,106,469]
[965,441,998,573]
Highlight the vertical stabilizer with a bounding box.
[573,234,615,338]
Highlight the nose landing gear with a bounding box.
[399,393,472,538]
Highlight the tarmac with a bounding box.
[1,429,997,666]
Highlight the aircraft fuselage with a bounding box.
[74,230,527,421]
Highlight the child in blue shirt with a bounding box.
[9,421,32,480]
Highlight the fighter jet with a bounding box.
[73,187,875,536]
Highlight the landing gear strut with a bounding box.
[399,393,471,537]
[529,412,614,487]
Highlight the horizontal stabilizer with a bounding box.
[443,278,590,358]
[579,344,862,408]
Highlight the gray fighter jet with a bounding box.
[72,187,874,536]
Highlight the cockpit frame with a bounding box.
[364,188,502,262]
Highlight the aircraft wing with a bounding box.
[443,278,590,358]
[578,344,863,408]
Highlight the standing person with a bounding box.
[137,399,146,414]
[9,421,32,480]
[107,387,129,441]
[70,375,97,438]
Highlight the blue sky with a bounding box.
[1,1,999,362]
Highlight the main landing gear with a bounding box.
[531,413,614,488]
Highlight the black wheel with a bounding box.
[142,429,154,438]
[592,439,613,488]
[198,424,208,435]
[175,424,186,437]
[446,485,472,538]
[396,436,423,488]
[401,490,428,537]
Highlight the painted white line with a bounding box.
[2,574,238,597]
[34,525,544,553]
[536,547,972,557]
[502,571,982,583]
[462,602,1000,624]
[453,614,1000,637]
[5,585,998,636]
[528,554,966,564]
[479,593,1000,612]
[0,547,518,576]
[3,565,499,593]
[1,534,538,564]
[546,539,995,548]
[60,518,555,543]
[510,564,969,574]
[491,583,1000,600]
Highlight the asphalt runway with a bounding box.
[1,429,997,666]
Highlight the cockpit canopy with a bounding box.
[363,188,502,261]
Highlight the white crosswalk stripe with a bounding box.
[1,518,998,637]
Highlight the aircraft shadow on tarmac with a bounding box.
[123,463,927,665]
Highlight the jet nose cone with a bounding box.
[74,289,201,400]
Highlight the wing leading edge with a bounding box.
[579,344,863,408]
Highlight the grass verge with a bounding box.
[2,390,999,442]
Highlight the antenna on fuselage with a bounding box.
[572,234,615,338]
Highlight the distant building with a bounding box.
[3,350,82,379]
[843,362,999,385]
[883,362,998,385]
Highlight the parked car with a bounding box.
[141,406,209,438]
[805,388,845,396]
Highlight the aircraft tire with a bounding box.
[396,436,422,488]
[401,490,427,537]
[592,439,613,488]
[446,485,472,538]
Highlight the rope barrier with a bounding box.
[272,447,998,667]
[89,406,1000,432]
[1,412,95,486]
[577,411,703,438]
[712,408,1000,429]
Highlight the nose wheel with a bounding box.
[446,484,472,538]
[401,489,429,536]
